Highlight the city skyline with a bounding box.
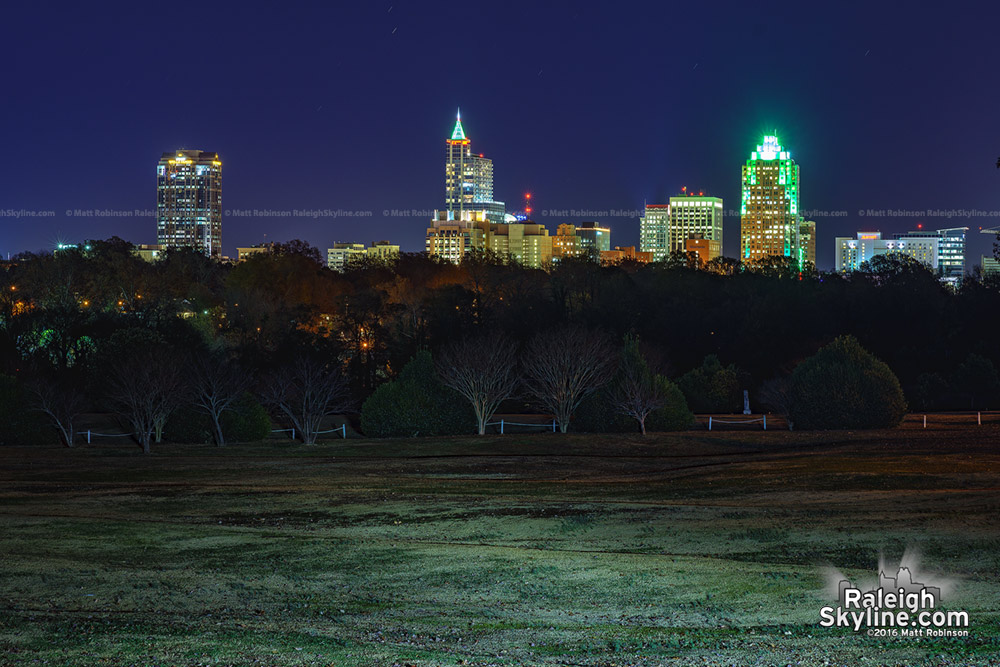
[1,4,998,268]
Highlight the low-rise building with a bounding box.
[600,246,654,265]
[684,236,721,265]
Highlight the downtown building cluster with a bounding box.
[145,118,971,281]
[426,112,623,268]
[425,123,817,270]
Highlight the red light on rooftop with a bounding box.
[917,223,923,229]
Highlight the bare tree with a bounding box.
[27,372,85,447]
[609,335,664,435]
[437,332,520,435]
[108,349,184,454]
[191,355,250,447]
[522,326,617,433]
[262,357,352,444]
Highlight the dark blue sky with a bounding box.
[2,1,998,268]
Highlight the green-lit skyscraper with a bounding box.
[740,136,805,263]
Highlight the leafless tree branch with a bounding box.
[262,357,352,444]
[437,332,520,435]
[522,326,617,433]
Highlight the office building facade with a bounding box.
[639,204,671,261]
[893,227,967,284]
[445,111,505,224]
[740,136,802,262]
[576,221,611,257]
[670,195,723,254]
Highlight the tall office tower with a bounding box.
[668,194,724,256]
[893,226,968,284]
[157,150,222,257]
[740,135,801,262]
[798,219,817,267]
[444,110,505,224]
[576,221,611,258]
[639,205,670,261]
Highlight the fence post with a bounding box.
[500,418,504,435]
[923,415,927,429]
[552,419,556,433]
[291,427,296,441]
[978,411,982,426]
[87,429,91,444]
[708,416,712,431]
[763,414,767,431]
[341,424,346,438]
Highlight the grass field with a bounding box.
[2,424,999,666]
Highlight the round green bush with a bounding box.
[790,335,907,430]
[676,355,742,413]
[360,351,476,437]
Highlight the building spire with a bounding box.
[450,108,467,141]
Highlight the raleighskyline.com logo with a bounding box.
[819,552,970,638]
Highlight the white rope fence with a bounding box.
[708,415,767,431]
[77,430,133,444]
[486,418,558,434]
[271,424,347,440]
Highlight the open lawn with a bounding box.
[1,425,999,665]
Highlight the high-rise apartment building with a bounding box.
[445,111,505,224]
[740,136,802,262]
[639,205,671,261]
[157,150,222,257]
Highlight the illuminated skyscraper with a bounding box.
[156,150,222,258]
[669,194,723,255]
[445,110,505,224]
[740,136,802,263]
[639,205,670,261]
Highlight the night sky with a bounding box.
[2,2,998,269]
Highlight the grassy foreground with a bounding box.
[1,425,999,666]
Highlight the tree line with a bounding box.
[1,237,998,448]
